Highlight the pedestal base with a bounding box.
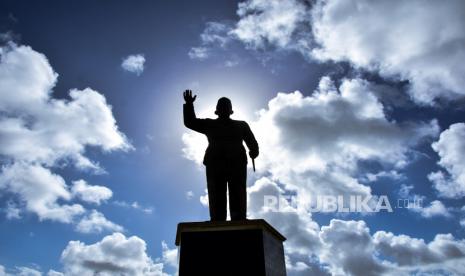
[175,219,286,276]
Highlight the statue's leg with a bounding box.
[206,164,227,221]
[228,163,247,220]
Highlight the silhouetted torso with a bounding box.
[183,103,258,166]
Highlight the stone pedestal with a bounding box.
[175,219,286,276]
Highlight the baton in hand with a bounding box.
[252,158,256,172]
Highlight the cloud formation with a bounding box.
[113,200,154,214]
[311,0,465,104]
[71,180,113,205]
[0,264,47,276]
[252,77,437,190]
[231,0,310,50]
[0,42,130,225]
[60,233,173,276]
[188,22,233,61]
[4,200,22,219]
[0,162,84,223]
[247,177,324,274]
[410,200,451,218]
[198,0,465,105]
[246,177,465,275]
[0,43,131,170]
[187,47,209,60]
[374,230,465,268]
[1,236,177,276]
[75,210,124,234]
[121,54,146,75]
[429,123,465,198]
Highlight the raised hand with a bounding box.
[183,89,197,104]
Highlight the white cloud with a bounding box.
[0,43,57,112]
[247,177,325,274]
[185,190,194,200]
[231,0,310,49]
[0,265,65,276]
[130,201,153,214]
[113,200,153,214]
[4,200,21,219]
[398,184,414,198]
[0,62,131,170]
[410,200,451,219]
[188,22,233,61]
[46,270,63,276]
[71,180,112,205]
[199,189,209,207]
[75,210,124,234]
[429,123,465,198]
[254,77,437,203]
[187,47,209,60]
[0,42,130,224]
[202,0,465,104]
[3,247,172,276]
[311,0,465,104]
[394,184,449,219]
[16,267,42,276]
[362,170,404,183]
[159,241,178,270]
[200,22,231,48]
[224,59,240,67]
[320,219,465,275]
[285,255,328,276]
[0,163,84,223]
[61,233,169,276]
[374,231,465,271]
[245,177,465,275]
[320,219,389,275]
[121,54,145,75]
[181,132,207,165]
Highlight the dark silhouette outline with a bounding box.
[183,90,259,221]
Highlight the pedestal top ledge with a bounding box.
[175,219,286,246]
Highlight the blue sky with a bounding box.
[1,0,465,275]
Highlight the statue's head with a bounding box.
[215,97,233,118]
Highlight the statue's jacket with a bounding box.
[183,103,259,166]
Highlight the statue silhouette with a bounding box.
[183,90,259,221]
